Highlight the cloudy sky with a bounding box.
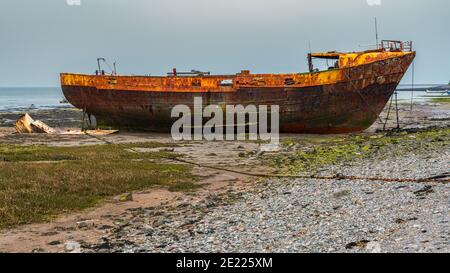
[0,0,449,86]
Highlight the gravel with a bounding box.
[86,141,449,253]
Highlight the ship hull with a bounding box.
[61,52,415,134]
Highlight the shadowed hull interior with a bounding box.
[61,52,414,134]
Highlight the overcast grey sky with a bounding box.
[0,0,449,86]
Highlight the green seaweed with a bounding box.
[272,127,450,174]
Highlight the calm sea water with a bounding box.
[0,87,67,112]
[0,86,446,112]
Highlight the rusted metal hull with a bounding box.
[61,52,415,134]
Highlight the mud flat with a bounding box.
[0,101,448,253]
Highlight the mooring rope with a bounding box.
[382,95,394,131]
[83,133,449,185]
[409,60,415,113]
[394,91,400,129]
[171,157,450,184]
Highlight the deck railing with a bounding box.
[380,40,413,52]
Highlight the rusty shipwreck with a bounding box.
[60,40,415,134]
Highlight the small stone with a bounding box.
[236,224,246,232]
[345,240,370,249]
[92,241,112,250]
[41,231,59,236]
[153,216,168,227]
[48,240,62,246]
[333,189,351,198]
[365,241,381,253]
[119,192,133,202]
[177,202,190,208]
[77,220,95,229]
[65,241,81,253]
[32,248,46,253]
[144,228,155,237]
[352,198,363,206]
[414,185,434,197]
[95,224,114,230]
[334,173,346,180]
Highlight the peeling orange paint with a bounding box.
[60,43,415,134]
[61,49,414,93]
